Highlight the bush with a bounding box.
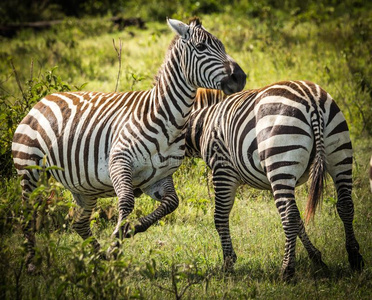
[0,63,85,179]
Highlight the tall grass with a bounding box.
[0,5,371,299]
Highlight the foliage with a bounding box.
[1,0,371,24]
[0,64,82,179]
[1,149,371,299]
[141,258,212,300]
[0,1,371,299]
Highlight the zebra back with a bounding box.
[192,88,226,111]
[186,80,351,216]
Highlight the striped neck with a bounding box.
[151,38,197,130]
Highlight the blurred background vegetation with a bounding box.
[0,0,370,23]
[0,0,371,299]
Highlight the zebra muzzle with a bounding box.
[220,62,246,95]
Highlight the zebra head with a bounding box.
[167,18,246,95]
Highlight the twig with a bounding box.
[112,38,123,92]
[0,73,12,95]
[171,264,180,299]
[13,260,24,300]
[30,58,34,82]
[204,164,212,202]
[9,59,27,102]
[26,58,34,108]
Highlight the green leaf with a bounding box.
[46,166,64,172]
[25,165,43,170]
[76,82,89,90]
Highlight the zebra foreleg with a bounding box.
[71,194,101,252]
[212,171,239,272]
[109,156,135,241]
[124,176,179,237]
[22,191,38,273]
[105,155,137,258]
[19,173,40,274]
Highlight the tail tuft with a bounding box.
[305,155,326,223]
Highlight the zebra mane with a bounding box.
[153,17,203,85]
[153,35,180,85]
[189,17,202,28]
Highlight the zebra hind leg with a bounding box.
[71,194,102,254]
[326,148,364,271]
[126,176,179,237]
[212,171,239,272]
[19,170,41,274]
[273,185,301,281]
[22,187,39,273]
[335,183,364,271]
[298,219,328,271]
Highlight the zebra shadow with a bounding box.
[230,255,367,284]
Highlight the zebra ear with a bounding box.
[167,18,190,40]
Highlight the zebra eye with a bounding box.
[195,43,207,51]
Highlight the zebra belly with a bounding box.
[49,146,183,197]
[48,156,115,197]
[233,152,272,190]
[130,147,184,189]
[226,130,271,189]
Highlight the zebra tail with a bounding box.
[305,105,326,223]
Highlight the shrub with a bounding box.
[0,63,86,180]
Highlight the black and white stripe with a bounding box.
[12,18,246,272]
[186,81,364,279]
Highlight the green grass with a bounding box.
[1,144,371,299]
[1,6,372,300]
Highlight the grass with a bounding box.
[1,6,372,300]
[1,144,371,299]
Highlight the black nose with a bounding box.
[231,63,246,88]
[221,62,246,95]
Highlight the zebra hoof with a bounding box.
[123,222,147,237]
[348,251,364,272]
[312,261,330,278]
[25,253,40,275]
[222,254,237,273]
[310,253,329,272]
[281,266,295,282]
[106,241,121,260]
[317,260,330,275]
[27,262,37,274]
[314,259,328,269]
[122,222,135,238]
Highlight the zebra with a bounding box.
[12,17,246,273]
[185,81,364,279]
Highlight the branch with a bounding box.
[204,164,213,202]
[9,59,27,102]
[112,38,123,92]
